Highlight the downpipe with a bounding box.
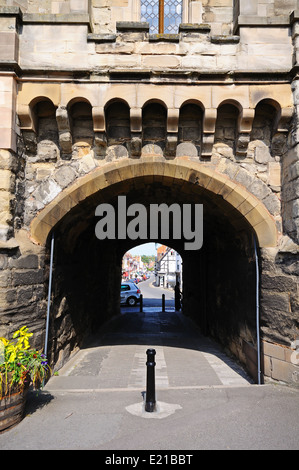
[44,232,54,358]
[253,234,262,385]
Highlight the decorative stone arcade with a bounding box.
[0,0,298,386]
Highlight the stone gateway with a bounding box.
[0,0,298,386]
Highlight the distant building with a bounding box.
[122,252,144,279]
[155,245,182,289]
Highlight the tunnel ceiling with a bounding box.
[53,175,253,255]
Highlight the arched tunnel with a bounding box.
[44,171,257,378]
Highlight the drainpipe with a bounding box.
[253,234,261,385]
[44,232,54,358]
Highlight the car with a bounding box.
[120,282,141,306]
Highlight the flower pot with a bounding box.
[0,384,29,433]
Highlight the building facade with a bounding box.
[0,0,298,384]
[122,252,144,279]
[155,245,182,288]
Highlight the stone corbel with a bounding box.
[92,106,105,132]
[130,107,142,157]
[17,104,37,133]
[130,107,142,133]
[272,107,294,156]
[92,106,107,158]
[275,107,294,133]
[17,104,37,156]
[94,132,107,159]
[165,109,179,157]
[165,134,178,158]
[167,108,179,133]
[237,108,255,156]
[56,106,72,157]
[202,108,217,157]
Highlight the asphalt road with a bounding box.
[122,275,175,311]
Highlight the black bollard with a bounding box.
[145,348,156,412]
[140,294,143,312]
[162,293,165,312]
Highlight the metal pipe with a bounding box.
[44,232,54,358]
[254,234,261,385]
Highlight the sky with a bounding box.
[129,242,161,256]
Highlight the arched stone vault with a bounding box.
[30,156,278,248]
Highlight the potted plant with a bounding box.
[0,326,50,433]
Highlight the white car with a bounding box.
[120,282,141,306]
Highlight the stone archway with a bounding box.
[25,156,282,381]
[30,157,278,248]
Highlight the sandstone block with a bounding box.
[54,165,76,188]
[0,209,11,226]
[262,194,281,216]
[142,55,180,68]
[270,356,298,383]
[261,274,297,293]
[10,254,39,270]
[176,142,198,157]
[32,179,62,207]
[0,169,14,192]
[268,161,281,187]
[261,291,291,314]
[12,269,44,287]
[0,150,13,170]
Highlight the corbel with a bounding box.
[130,107,142,157]
[17,104,37,156]
[17,104,37,133]
[275,106,294,133]
[202,108,217,157]
[56,106,72,157]
[236,108,255,156]
[92,106,107,158]
[165,109,179,158]
[272,106,294,156]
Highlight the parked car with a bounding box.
[121,282,141,306]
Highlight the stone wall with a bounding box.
[16,21,293,73]
[0,0,90,14]
[2,0,299,36]
[14,81,291,239]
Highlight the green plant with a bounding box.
[0,326,50,398]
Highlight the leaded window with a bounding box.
[141,0,182,34]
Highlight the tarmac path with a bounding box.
[46,308,252,392]
[0,300,298,451]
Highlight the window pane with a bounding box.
[164,0,182,33]
[141,0,159,34]
[140,0,182,34]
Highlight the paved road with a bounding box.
[0,301,298,451]
[122,275,175,311]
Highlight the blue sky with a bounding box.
[129,242,160,256]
